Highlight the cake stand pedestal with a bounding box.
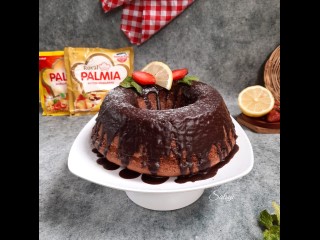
[125,189,204,211]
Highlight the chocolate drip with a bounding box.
[91,125,100,150]
[142,85,161,110]
[141,174,169,185]
[175,144,239,183]
[95,144,239,185]
[143,94,151,109]
[119,169,141,179]
[92,147,104,157]
[97,157,120,170]
[92,148,100,154]
[92,82,237,176]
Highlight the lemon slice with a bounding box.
[238,85,275,117]
[142,61,173,90]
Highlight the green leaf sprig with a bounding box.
[259,202,280,240]
[178,75,199,86]
[120,76,142,94]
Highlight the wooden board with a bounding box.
[236,114,280,134]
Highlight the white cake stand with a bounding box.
[68,115,254,211]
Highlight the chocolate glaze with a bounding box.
[141,174,169,185]
[92,148,104,157]
[91,81,237,176]
[97,144,238,184]
[96,144,238,184]
[142,86,161,110]
[96,157,120,170]
[119,169,141,179]
[92,148,99,154]
[175,144,239,183]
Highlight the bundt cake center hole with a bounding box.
[136,85,197,110]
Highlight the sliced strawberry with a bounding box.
[172,68,188,81]
[53,101,61,110]
[60,103,67,109]
[266,109,280,122]
[132,71,156,85]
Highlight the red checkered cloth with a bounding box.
[101,0,132,12]
[101,0,195,45]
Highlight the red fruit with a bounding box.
[172,68,188,81]
[132,71,156,85]
[77,94,86,101]
[266,109,280,122]
[60,103,67,109]
[272,101,280,112]
[53,101,61,110]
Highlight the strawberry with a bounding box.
[273,101,280,112]
[132,71,156,85]
[266,109,280,122]
[60,103,67,109]
[172,68,188,81]
[53,101,61,110]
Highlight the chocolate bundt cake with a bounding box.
[91,81,237,177]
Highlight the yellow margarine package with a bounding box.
[39,51,69,116]
[64,47,134,115]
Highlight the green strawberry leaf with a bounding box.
[272,202,280,225]
[53,99,58,104]
[263,225,280,240]
[120,76,134,88]
[178,75,199,86]
[259,210,273,229]
[120,76,142,95]
[60,93,66,98]
[131,81,142,94]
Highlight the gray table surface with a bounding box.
[39,0,279,239]
[39,101,279,240]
